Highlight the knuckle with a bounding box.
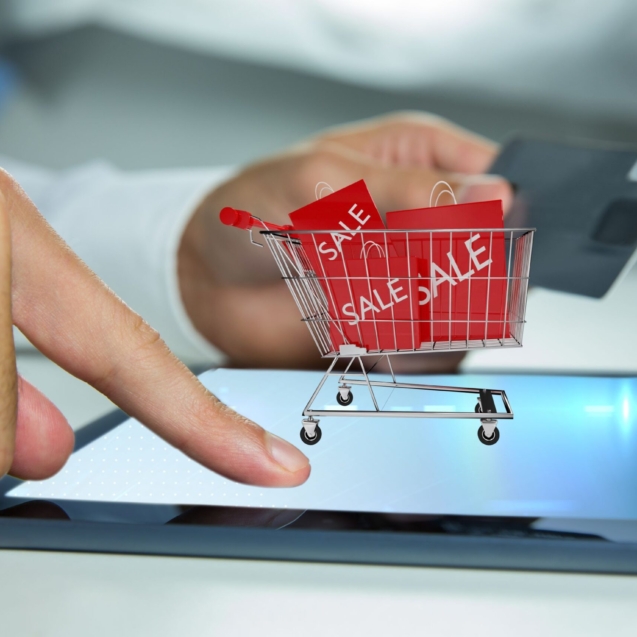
[403,182,428,210]
[402,181,433,210]
[397,110,446,128]
[126,313,164,361]
[91,312,165,394]
[376,110,446,134]
[296,148,339,196]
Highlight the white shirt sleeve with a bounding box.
[0,155,233,366]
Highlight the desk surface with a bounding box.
[2,549,637,637]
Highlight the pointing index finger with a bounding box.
[1,171,310,487]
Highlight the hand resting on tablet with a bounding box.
[0,171,310,485]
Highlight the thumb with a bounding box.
[456,174,513,210]
[9,376,75,480]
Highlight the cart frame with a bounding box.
[259,226,534,446]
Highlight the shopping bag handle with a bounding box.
[360,241,386,259]
[315,181,335,200]
[429,180,457,207]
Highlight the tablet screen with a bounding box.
[7,370,637,521]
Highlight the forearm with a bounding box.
[0,155,233,365]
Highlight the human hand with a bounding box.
[0,171,310,485]
[178,112,512,369]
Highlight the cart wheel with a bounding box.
[300,424,322,445]
[336,391,353,406]
[478,424,500,446]
[475,402,482,413]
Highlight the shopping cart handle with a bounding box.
[219,207,292,232]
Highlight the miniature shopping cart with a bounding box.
[221,207,534,446]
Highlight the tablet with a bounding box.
[2,369,637,574]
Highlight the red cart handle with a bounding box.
[219,207,292,232]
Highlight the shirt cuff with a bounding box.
[2,156,235,366]
[157,165,237,366]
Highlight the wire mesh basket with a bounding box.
[263,227,533,357]
[222,206,534,447]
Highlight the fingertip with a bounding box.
[500,181,515,213]
[431,121,499,174]
[290,464,312,486]
[458,176,513,211]
[210,429,311,488]
[266,432,309,471]
[264,432,311,486]
[459,139,500,174]
[269,462,312,488]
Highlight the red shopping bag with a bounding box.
[288,179,385,271]
[288,180,401,351]
[322,247,427,352]
[386,200,509,342]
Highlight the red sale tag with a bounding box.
[321,251,427,352]
[288,180,394,352]
[289,180,384,233]
[289,179,385,269]
[386,200,509,342]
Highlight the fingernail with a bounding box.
[266,433,310,473]
[458,176,512,206]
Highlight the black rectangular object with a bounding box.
[490,138,637,298]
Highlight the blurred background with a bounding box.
[1,0,637,427]
[1,0,637,168]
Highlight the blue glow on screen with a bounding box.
[9,370,637,521]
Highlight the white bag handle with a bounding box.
[360,241,386,259]
[429,180,457,207]
[315,181,335,200]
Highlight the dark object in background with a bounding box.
[491,138,637,298]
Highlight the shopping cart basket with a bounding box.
[220,207,534,446]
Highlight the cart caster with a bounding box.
[478,421,500,446]
[300,419,322,445]
[475,402,482,413]
[336,388,353,406]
